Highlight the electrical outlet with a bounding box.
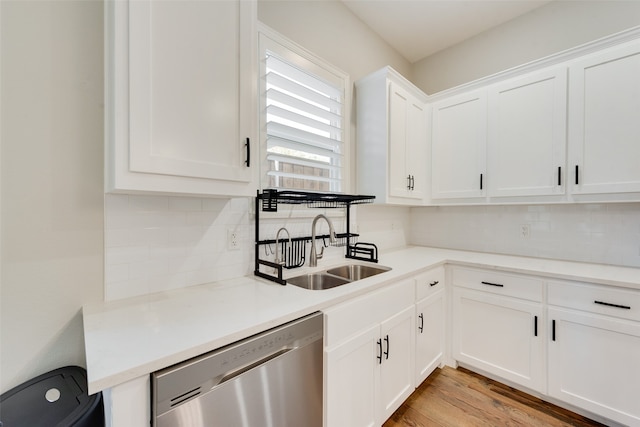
[227,228,240,250]
[520,224,531,239]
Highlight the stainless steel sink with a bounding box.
[286,273,351,290]
[326,264,391,281]
[287,263,391,290]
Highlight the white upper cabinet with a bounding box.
[568,39,640,196]
[105,0,258,197]
[487,67,567,198]
[431,90,487,200]
[356,67,428,205]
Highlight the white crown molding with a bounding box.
[427,25,640,101]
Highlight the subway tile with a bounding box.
[105,263,129,284]
[105,194,129,215]
[130,195,169,212]
[106,245,148,265]
[169,197,203,212]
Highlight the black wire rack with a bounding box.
[254,190,377,285]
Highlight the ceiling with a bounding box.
[341,0,553,63]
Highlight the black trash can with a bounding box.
[0,366,104,427]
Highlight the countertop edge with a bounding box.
[83,247,640,394]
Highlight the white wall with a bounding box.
[410,203,640,268]
[413,0,640,94]
[258,0,412,82]
[0,0,104,392]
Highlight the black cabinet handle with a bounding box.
[384,335,389,360]
[481,281,504,288]
[377,338,383,364]
[480,173,483,190]
[594,300,631,310]
[575,165,579,185]
[429,280,439,287]
[534,315,538,337]
[558,166,562,186]
[410,175,415,190]
[418,313,424,333]
[407,175,411,190]
[245,137,251,167]
[552,319,556,341]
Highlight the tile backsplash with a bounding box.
[104,194,253,301]
[410,203,640,268]
[105,196,640,301]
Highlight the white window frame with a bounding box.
[258,23,351,195]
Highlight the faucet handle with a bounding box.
[317,245,325,260]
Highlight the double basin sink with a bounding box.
[287,264,392,290]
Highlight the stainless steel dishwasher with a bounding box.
[151,312,323,427]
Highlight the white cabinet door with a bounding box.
[378,305,415,423]
[415,290,445,385]
[548,307,640,427]
[569,40,640,195]
[406,96,428,200]
[487,67,567,197]
[431,90,487,200]
[388,82,428,201]
[389,83,411,199]
[325,324,379,427]
[106,0,257,196]
[356,67,428,205]
[452,288,545,393]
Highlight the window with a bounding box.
[259,26,350,193]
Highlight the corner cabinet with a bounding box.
[568,39,640,196]
[105,0,258,197]
[356,67,428,205]
[451,267,545,394]
[324,279,415,427]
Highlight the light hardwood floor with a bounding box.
[384,367,606,427]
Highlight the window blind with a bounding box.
[264,53,344,192]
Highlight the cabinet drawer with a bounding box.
[451,266,543,302]
[324,279,414,348]
[416,266,445,300]
[548,280,640,322]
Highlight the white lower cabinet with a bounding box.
[414,268,445,385]
[451,267,545,393]
[324,280,415,427]
[548,280,640,426]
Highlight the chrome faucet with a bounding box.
[274,227,292,267]
[309,214,336,267]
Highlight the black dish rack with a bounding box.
[254,190,378,285]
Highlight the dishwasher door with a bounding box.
[151,312,323,427]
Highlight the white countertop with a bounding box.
[82,246,640,394]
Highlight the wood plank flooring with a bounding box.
[384,367,606,427]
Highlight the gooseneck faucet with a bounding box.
[309,214,336,267]
[274,227,292,266]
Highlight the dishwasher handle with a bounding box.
[217,347,293,387]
